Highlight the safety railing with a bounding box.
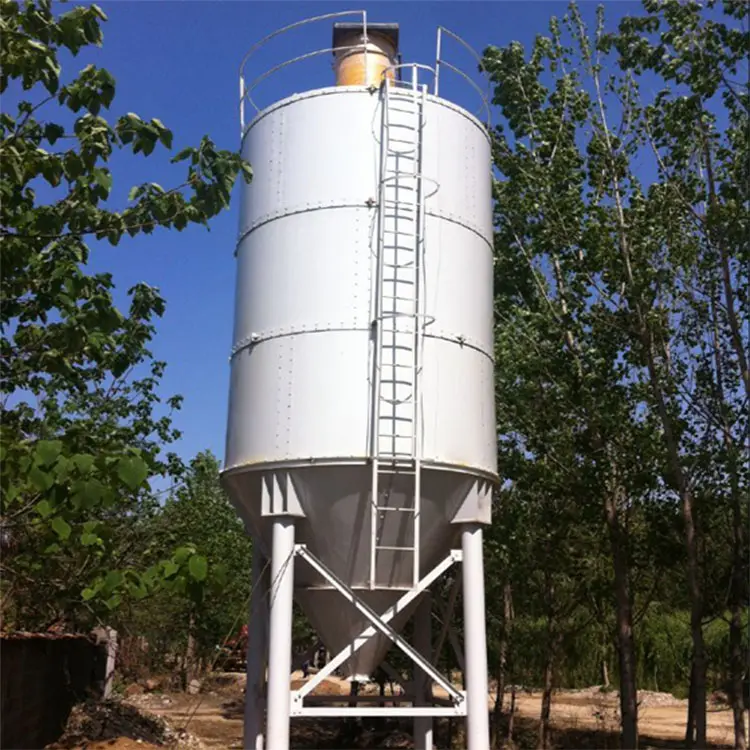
[239,10,370,133]
[435,26,491,128]
[238,13,492,135]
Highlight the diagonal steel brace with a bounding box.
[293,545,463,703]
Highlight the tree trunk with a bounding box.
[184,610,196,690]
[729,601,748,750]
[709,287,748,750]
[602,659,610,689]
[492,581,513,749]
[686,663,696,749]
[684,488,708,749]
[507,685,517,745]
[605,489,639,749]
[538,650,554,750]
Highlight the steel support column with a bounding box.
[266,519,296,750]
[462,524,490,750]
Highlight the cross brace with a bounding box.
[291,545,465,715]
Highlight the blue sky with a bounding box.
[26,1,643,468]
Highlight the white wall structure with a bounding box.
[222,13,496,750]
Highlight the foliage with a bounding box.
[115,452,253,678]
[482,0,748,743]
[0,0,252,629]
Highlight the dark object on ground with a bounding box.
[46,698,205,749]
[0,632,108,750]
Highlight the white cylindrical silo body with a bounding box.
[223,84,496,678]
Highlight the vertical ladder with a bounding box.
[370,68,427,590]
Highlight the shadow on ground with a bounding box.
[219,700,733,749]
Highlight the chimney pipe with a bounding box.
[332,23,399,87]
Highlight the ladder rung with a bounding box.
[376,507,416,512]
[381,182,417,189]
[382,277,414,285]
[381,294,416,303]
[375,545,416,552]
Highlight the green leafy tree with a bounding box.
[483,1,747,747]
[141,451,253,678]
[0,0,252,629]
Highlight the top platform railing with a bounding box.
[239,11,491,135]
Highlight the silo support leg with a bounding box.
[414,593,434,750]
[245,538,269,750]
[266,518,296,750]
[461,524,490,750]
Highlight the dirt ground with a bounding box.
[503,690,737,747]
[114,672,740,749]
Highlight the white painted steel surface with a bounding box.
[265,519,296,749]
[223,84,495,681]
[225,87,495,475]
[461,525,491,750]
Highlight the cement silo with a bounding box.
[222,13,496,750]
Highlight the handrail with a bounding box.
[383,62,436,84]
[238,16,493,136]
[239,10,368,133]
[435,26,491,128]
[437,60,491,127]
[243,44,367,117]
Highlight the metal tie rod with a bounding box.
[294,546,463,702]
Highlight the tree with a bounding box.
[0,0,252,628]
[146,451,253,678]
[483,1,747,747]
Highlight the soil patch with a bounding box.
[45,698,205,750]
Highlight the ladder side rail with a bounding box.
[412,79,428,587]
[370,76,392,589]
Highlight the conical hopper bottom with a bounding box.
[223,464,492,678]
[295,589,418,679]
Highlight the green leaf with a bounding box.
[82,587,97,601]
[71,478,106,508]
[81,532,100,546]
[117,455,148,490]
[104,570,123,591]
[36,499,54,518]
[92,167,112,193]
[171,147,193,163]
[44,123,65,144]
[72,454,95,475]
[29,465,54,492]
[54,457,71,481]
[50,516,72,540]
[35,439,62,466]
[188,554,208,582]
[162,560,179,578]
[173,545,196,564]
